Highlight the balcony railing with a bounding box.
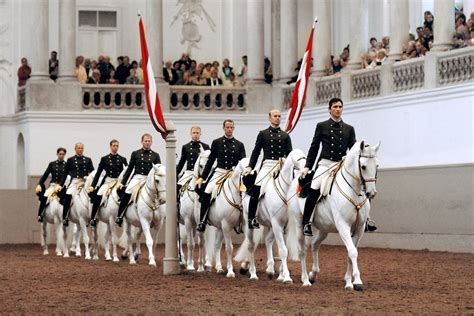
[169,86,246,111]
[82,84,144,109]
[392,58,425,93]
[351,68,381,99]
[438,48,473,86]
[314,75,341,105]
[17,86,26,112]
[281,84,295,109]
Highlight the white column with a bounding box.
[163,121,180,275]
[58,0,76,81]
[432,0,455,51]
[279,0,297,82]
[345,0,368,70]
[388,0,409,62]
[312,0,331,77]
[28,0,49,81]
[147,0,164,82]
[247,0,265,83]
[271,0,281,81]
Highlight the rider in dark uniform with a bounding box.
[115,133,161,226]
[176,126,210,198]
[195,119,246,232]
[244,109,292,229]
[300,98,377,236]
[35,147,67,222]
[60,143,94,226]
[87,139,128,227]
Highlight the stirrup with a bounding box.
[90,219,97,227]
[248,218,260,229]
[38,216,43,223]
[365,218,377,232]
[303,223,313,237]
[196,222,206,232]
[115,217,123,227]
[63,218,69,227]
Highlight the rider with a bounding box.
[300,98,377,236]
[243,109,292,229]
[195,120,246,232]
[60,143,94,226]
[115,133,161,227]
[176,126,210,201]
[87,139,128,227]
[35,147,67,222]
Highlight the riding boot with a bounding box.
[196,193,212,232]
[248,186,261,229]
[62,194,73,226]
[115,193,131,227]
[89,195,102,227]
[302,189,320,237]
[365,217,378,232]
[37,195,47,222]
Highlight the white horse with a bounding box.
[199,158,249,278]
[122,164,167,266]
[90,170,126,262]
[40,191,66,256]
[236,149,307,283]
[62,172,96,259]
[287,141,380,289]
[178,150,210,271]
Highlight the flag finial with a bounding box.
[313,17,318,27]
[137,11,141,17]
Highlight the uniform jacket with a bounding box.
[60,155,94,185]
[248,126,293,169]
[176,141,210,174]
[121,148,161,185]
[91,153,128,188]
[38,160,67,185]
[201,136,246,180]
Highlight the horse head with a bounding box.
[151,164,167,205]
[350,140,380,199]
[288,148,307,171]
[235,157,250,176]
[194,149,211,178]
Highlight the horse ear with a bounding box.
[373,141,381,152]
[359,140,365,151]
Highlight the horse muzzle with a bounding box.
[365,190,377,199]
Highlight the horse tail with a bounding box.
[118,221,128,249]
[234,227,264,263]
[286,200,301,262]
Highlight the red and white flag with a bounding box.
[139,15,168,139]
[285,18,317,134]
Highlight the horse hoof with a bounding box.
[42,250,49,256]
[149,262,157,267]
[216,269,225,275]
[283,278,293,284]
[240,267,249,275]
[187,267,195,272]
[129,261,137,265]
[345,285,354,291]
[226,272,235,278]
[75,254,81,258]
[105,257,112,262]
[93,256,99,261]
[113,258,119,262]
[134,254,140,261]
[249,275,259,281]
[354,284,364,291]
[63,253,70,258]
[85,256,91,260]
[302,282,312,287]
[266,272,274,280]
[204,265,212,272]
[121,255,129,260]
[56,252,62,257]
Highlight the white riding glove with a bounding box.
[300,167,310,179]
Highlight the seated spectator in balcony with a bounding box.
[105,56,115,71]
[106,70,119,84]
[49,51,59,81]
[224,72,241,87]
[212,60,223,79]
[238,55,248,82]
[326,56,342,75]
[362,52,376,69]
[422,26,434,50]
[116,56,131,84]
[189,59,197,76]
[202,62,212,79]
[75,56,87,84]
[87,69,101,84]
[163,61,178,85]
[381,36,390,52]
[179,71,193,85]
[368,37,378,54]
[264,57,273,84]
[367,49,387,68]
[83,58,91,77]
[191,66,207,86]
[401,41,416,60]
[17,57,31,87]
[97,55,112,84]
[416,27,424,43]
[222,58,233,81]
[467,28,474,46]
[340,45,350,67]
[467,12,474,29]
[414,40,427,57]
[126,68,140,85]
[424,11,434,30]
[88,60,98,80]
[207,68,222,86]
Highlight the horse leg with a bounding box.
[246,230,258,280]
[265,229,275,278]
[214,229,224,273]
[197,231,205,272]
[309,230,328,284]
[221,223,235,278]
[54,215,63,256]
[134,227,143,260]
[74,223,82,257]
[91,225,99,260]
[273,224,292,283]
[104,224,112,261]
[140,218,156,267]
[70,224,78,253]
[80,219,91,260]
[337,225,362,290]
[126,223,136,265]
[184,220,195,271]
[62,221,70,258]
[109,217,120,262]
[41,220,49,255]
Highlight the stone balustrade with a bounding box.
[17,86,26,113]
[351,68,381,99]
[314,75,342,105]
[392,58,425,93]
[281,84,295,109]
[82,84,144,109]
[169,86,246,111]
[437,47,473,86]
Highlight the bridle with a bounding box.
[342,151,378,196]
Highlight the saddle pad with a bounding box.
[100,181,119,207]
[320,160,344,197]
[211,170,233,200]
[131,181,147,204]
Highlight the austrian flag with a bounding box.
[285,18,318,134]
[139,15,168,139]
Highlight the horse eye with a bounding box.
[361,166,366,170]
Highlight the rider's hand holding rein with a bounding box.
[300,167,310,179]
[35,185,42,193]
[196,178,204,188]
[86,186,94,193]
[243,166,252,176]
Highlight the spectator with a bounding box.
[49,51,59,81]
[367,49,387,68]
[116,56,131,84]
[264,57,273,84]
[17,57,31,86]
[331,57,343,74]
[97,55,112,83]
[126,68,140,84]
[83,58,91,77]
[174,62,185,84]
[424,11,434,30]
[422,26,434,50]
[409,33,416,41]
[207,68,222,86]
[211,60,222,79]
[414,40,427,57]
[362,53,376,69]
[178,53,191,70]
[401,41,416,60]
[75,56,87,84]
[368,37,378,54]
[191,65,207,85]
[88,60,98,80]
[106,70,119,84]
[381,36,390,51]
[87,69,101,84]
[181,71,193,85]
[224,72,241,87]
[189,59,197,75]
[222,58,233,81]
[416,27,425,43]
[340,45,350,67]
[202,62,212,79]
[163,60,178,85]
[237,55,248,81]
[136,60,144,84]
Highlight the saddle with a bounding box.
[321,160,344,197]
[211,170,234,201]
